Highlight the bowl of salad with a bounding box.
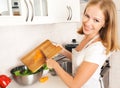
[10,65,43,85]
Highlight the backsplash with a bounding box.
[0,23,81,75]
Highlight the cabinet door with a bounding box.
[0,0,10,16]
[0,0,27,25]
[67,0,80,22]
[0,0,80,25]
[0,0,47,25]
[47,0,68,23]
[24,0,80,23]
[47,0,80,23]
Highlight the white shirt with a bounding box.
[72,37,111,88]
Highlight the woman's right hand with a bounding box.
[46,58,59,69]
[59,46,72,60]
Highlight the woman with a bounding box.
[46,0,119,88]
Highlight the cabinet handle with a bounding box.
[67,6,72,21]
[24,0,29,21]
[67,6,70,21]
[29,0,34,21]
[69,6,72,20]
[24,0,29,22]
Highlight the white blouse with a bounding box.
[72,37,111,88]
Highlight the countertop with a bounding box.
[8,73,67,88]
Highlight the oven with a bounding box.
[100,60,110,88]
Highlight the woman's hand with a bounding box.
[46,59,59,69]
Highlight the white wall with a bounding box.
[117,12,120,44]
[0,23,80,75]
[109,11,120,88]
[110,51,120,88]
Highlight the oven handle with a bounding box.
[100,60,110,77]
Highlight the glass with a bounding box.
[0,0,10,16]
[34,0,48,16]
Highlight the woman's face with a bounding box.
[82,5,105,36]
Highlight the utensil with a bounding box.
[21,39,62,73]
[10,65,43,86]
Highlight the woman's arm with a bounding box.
[46,59,98,88]
[59,46,72,60]
[69,61,98,88]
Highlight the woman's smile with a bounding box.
[83,24,93,34]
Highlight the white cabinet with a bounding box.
[0,0,80,25]
[0,0,10,15]
[80,1,88,25]
[80,2,87,17]
[48,0,80,23]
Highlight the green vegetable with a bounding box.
[13,66,43,76]
[14,70,21,76]
[42,64,49,70]
[14,69,33,76]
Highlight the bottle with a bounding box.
[12,1,21,16]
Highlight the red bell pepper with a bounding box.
[0,75,11,88]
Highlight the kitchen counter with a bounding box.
[8,73,67,88]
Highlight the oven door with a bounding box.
[100,60,110,88]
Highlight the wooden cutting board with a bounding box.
[21,40,62,73]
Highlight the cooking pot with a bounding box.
[50,58,72,76]
[0,75,11,88]
[57,58,72,75]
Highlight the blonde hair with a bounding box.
[77,0,120,54]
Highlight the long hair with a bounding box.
[77,0,119,54]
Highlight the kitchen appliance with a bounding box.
[50,58,72,76]
[64,39,78,52]
[58,58,72,75]
[100,60,110,88]
[50,54,72,76]
[0,75,11,88]
[51,54,72,75]
[10,65,43,85]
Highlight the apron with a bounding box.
[72,34,102,88]
[72,34,100,75]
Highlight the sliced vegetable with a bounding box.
[39,76,49,83]
[14,70,21,76]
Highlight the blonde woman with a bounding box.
[46,0,120,88]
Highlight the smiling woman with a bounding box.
[82,5,105,35]
[46,0,120,88]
